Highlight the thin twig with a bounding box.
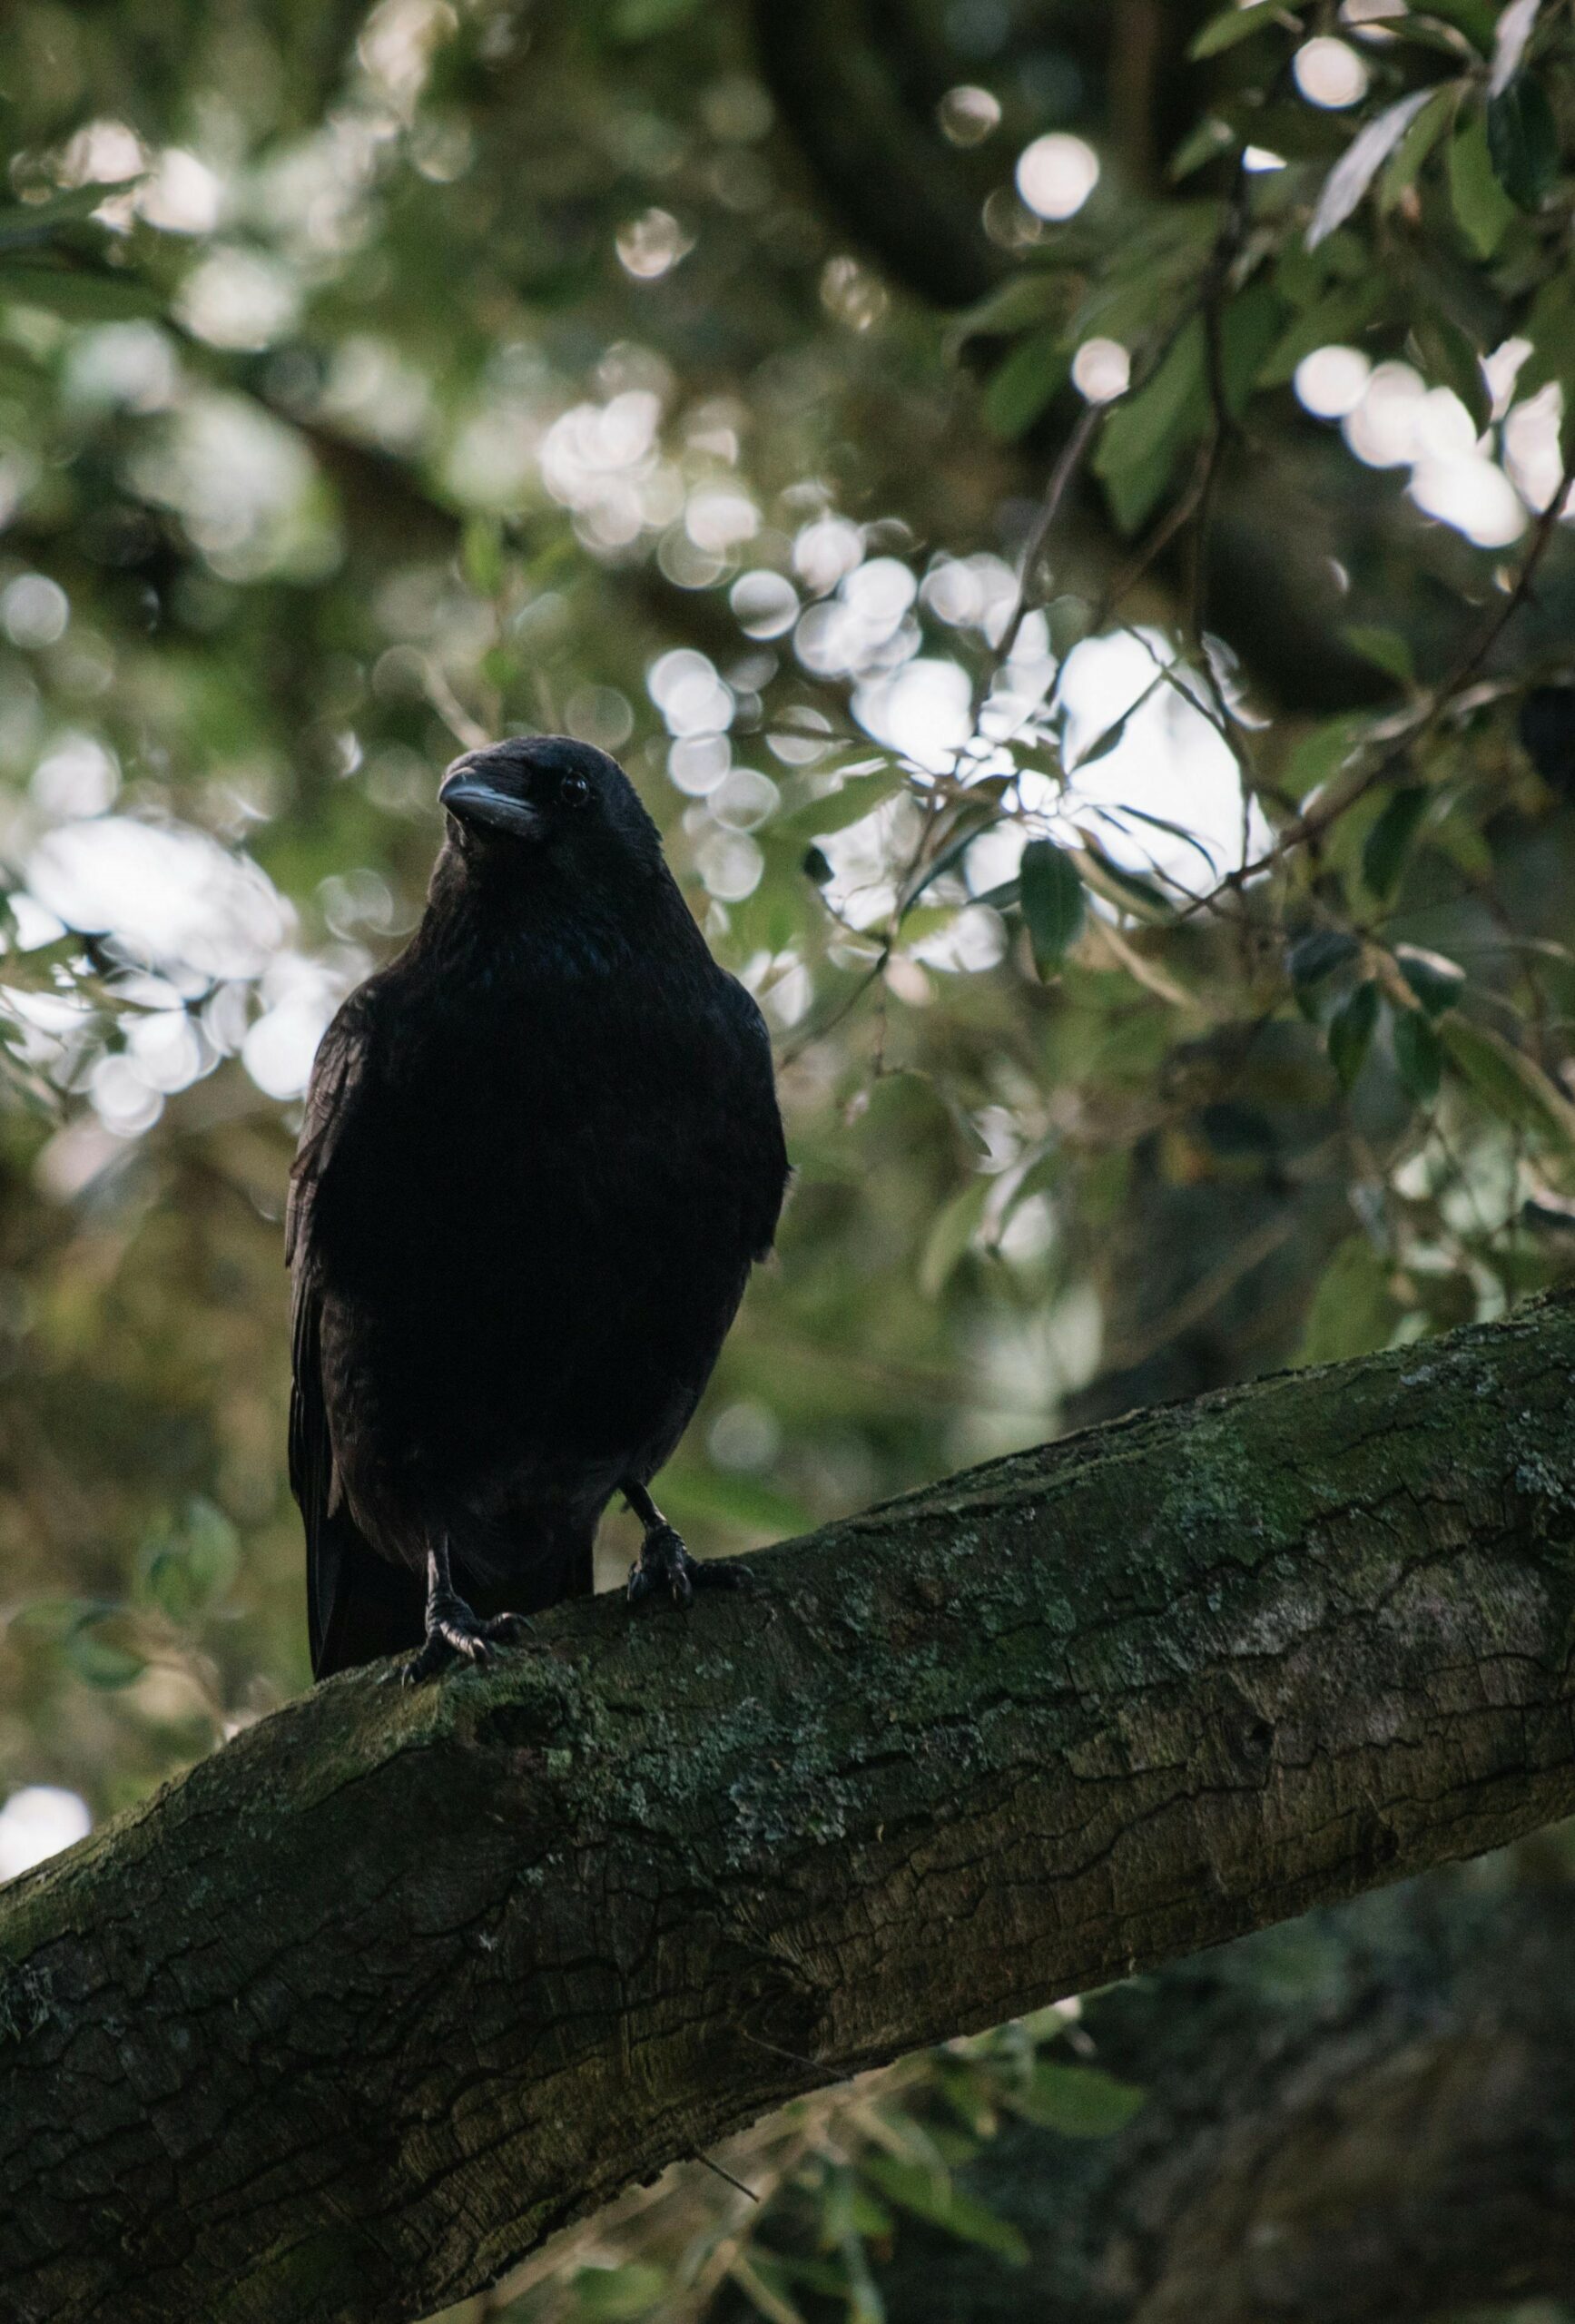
[1200,443,1575,911]
[993,398,1104,673]
[420,655,492,753]
[689,2149,760,2202]
[733,2024,857,2084]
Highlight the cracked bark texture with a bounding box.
[860,1857,1575,2324]
[5,1295,1575,2324]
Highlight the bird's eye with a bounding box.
[560,771,591,808]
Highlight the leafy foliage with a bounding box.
[0,0,1573,2314]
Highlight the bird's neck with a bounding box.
[416,841,705,987]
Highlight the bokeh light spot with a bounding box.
[0,1787,92,1881]
[1294,345,1372,419]
[1294,38,1368,108]
[1072,339,1130,404]
[1015,133,1099,222]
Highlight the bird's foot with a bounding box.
[627,1522,751,1610]
[389,1601,535,1686]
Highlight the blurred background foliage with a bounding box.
[2,0,1575,2317]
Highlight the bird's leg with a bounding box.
[396,1533,535,1684]
[623,1479,751,1610]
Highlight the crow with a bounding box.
[287,734,789,1682]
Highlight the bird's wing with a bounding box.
[720,975,791,1260]
[286,995,382,1678]
[289,1271,342,1676]
[284,991,370,1270]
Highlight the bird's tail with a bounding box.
[310,1518,427,1679]
[311,1515,597,1680]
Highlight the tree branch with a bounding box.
[867,1861,1575,2324]
[546,1859,1575,2324]
[7,1295,1575,2324]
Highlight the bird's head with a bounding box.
[437,735,663,877]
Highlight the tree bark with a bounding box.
[5,1296,1575,2324]
[548,1853,1575,2324]
[865,1856,1575,2324]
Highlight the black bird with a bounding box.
[287,734,789,1681]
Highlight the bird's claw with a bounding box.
[389,1603,535,1685]
[627,1523,752,1610]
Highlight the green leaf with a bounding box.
[1486,75,1560,210]
[1328,977,1379,1089]
[142,1549,197,1625]
[1440,1017,1575,1147]
[861,2157,1029,2264]
[843,2248,884,2324]
[1307,88,1436,249]
[140,1499,241,1625]
[1378,84,1460,211]
[1168,114,1235,183]
[1098,433,1180,537]
[1343,624,1416,688]
[1421,0,1498,54]
[1047,594,1095,655]
[64,1616,145,1689]
[1276,227,1366,307]
[0,180,143,250]
[575,2265,668,2320]
[821,2162,892,2246]
[1188,0,1295,60]
[1393,943,1465,1015]
[1014,2061,1147,2136]
[1218,281,1287,418]
[1361,783,1430,900]
[1448,113,1517,257]
[1288,927,1359,989]
[610,0,702,37]
[1519,274,1575,401]
[901,799,1005,915]
[1259,277,1384,384]
[1073,700,1141,772]
[774,772,903,841]
[731,2256,809,2324]
[1238,96,1350,162]
[1092,316,1207,535]
[935,2059,999,2136]
[946,272,1068,357]
[1280,714,1368,798]
[983,327,1070,440]
[1489,0,1543,94]
[1393,1005,1442,1105]
[1296,1233,1401,1364]
[188,1496,241,1593]
[1077,834,1175,921]
[0,262,163,320]
[1019,837,1087,977]
[1407,310,1491,432]
[462,516,504,596]
[918,1175,991,1299]
[1114,802,1219,878]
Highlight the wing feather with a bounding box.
[286,996,387,1677]
[719,975,790,1260]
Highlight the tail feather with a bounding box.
[311,1521,427,1679]
[311,1517,597,1680]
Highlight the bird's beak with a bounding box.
[438,762,545,841]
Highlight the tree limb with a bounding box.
[543,1856,1575,2324]
[866,1861,1575,2324]
[6,1295,1575,2324]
